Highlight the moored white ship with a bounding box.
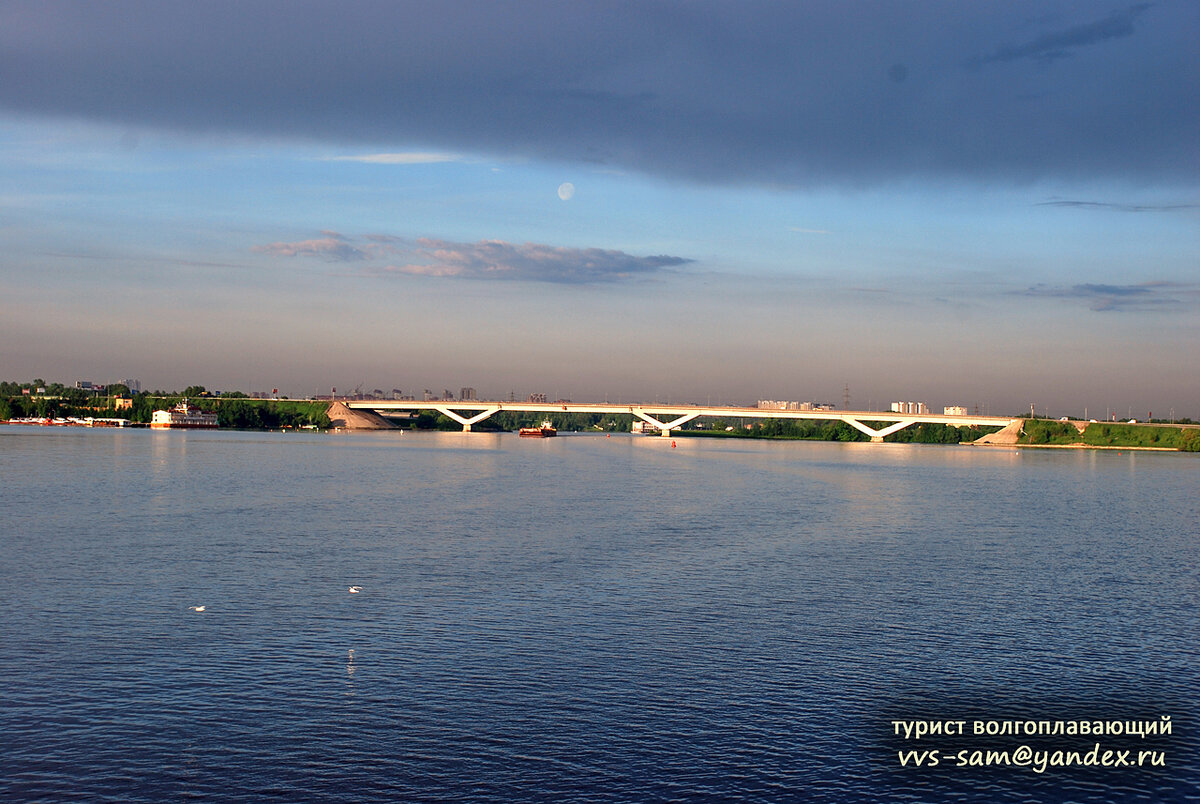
[151,400,219,429]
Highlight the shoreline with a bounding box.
[5,417,1197,454]
[973,442,1181,452]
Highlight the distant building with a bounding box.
[943,405,968,416]
[758,400,835,411]
[422,389,436,401]
[460,387,477,401]
[391,388,404,400]
[891,401,929,415]
[528,393,547,403]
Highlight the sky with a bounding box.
[1,0,1197,417]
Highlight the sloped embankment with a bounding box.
[326,401,396,430]
[971,419,1023,445]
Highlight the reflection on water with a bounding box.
[0,427,1196,802]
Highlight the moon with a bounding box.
[557,182,575,201]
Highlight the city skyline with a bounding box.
[2,2,1197,416]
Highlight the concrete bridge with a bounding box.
[343,400,1016,441]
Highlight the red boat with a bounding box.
[518,420,557,438]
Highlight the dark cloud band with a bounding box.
[1,1,1195,186]
[1016,281,1196,312]
[978,3,1151,65]
[1036,200,1199,213]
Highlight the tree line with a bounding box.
[1,381,330,429]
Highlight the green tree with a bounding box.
[33,397,60,418]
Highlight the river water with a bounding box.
[1,427,1196,802]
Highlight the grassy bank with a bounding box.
[1019,419,1200,451]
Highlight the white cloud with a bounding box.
[251,231,365,260]
[325,152,462,164]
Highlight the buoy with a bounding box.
[671,440,676,448]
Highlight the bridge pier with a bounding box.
[841,417,915,441]
[434,406,500,432]
[632,410,702,437]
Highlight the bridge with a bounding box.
[344,400,1017,441]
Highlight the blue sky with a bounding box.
[1,1,1197,416]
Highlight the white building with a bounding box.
[943,406,968,416]
[757,400,835,411]
[890,401,929,415]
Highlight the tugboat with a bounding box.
[518,420,557,438]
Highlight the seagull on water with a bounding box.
[348,586,363,594]
[189,605,206,612]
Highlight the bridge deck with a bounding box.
[344,400,1015,437]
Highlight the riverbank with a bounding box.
[672,416,1200,452]
[1004,419,1200,451]
[1004,443,1180,451]
[1,393,331,430]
